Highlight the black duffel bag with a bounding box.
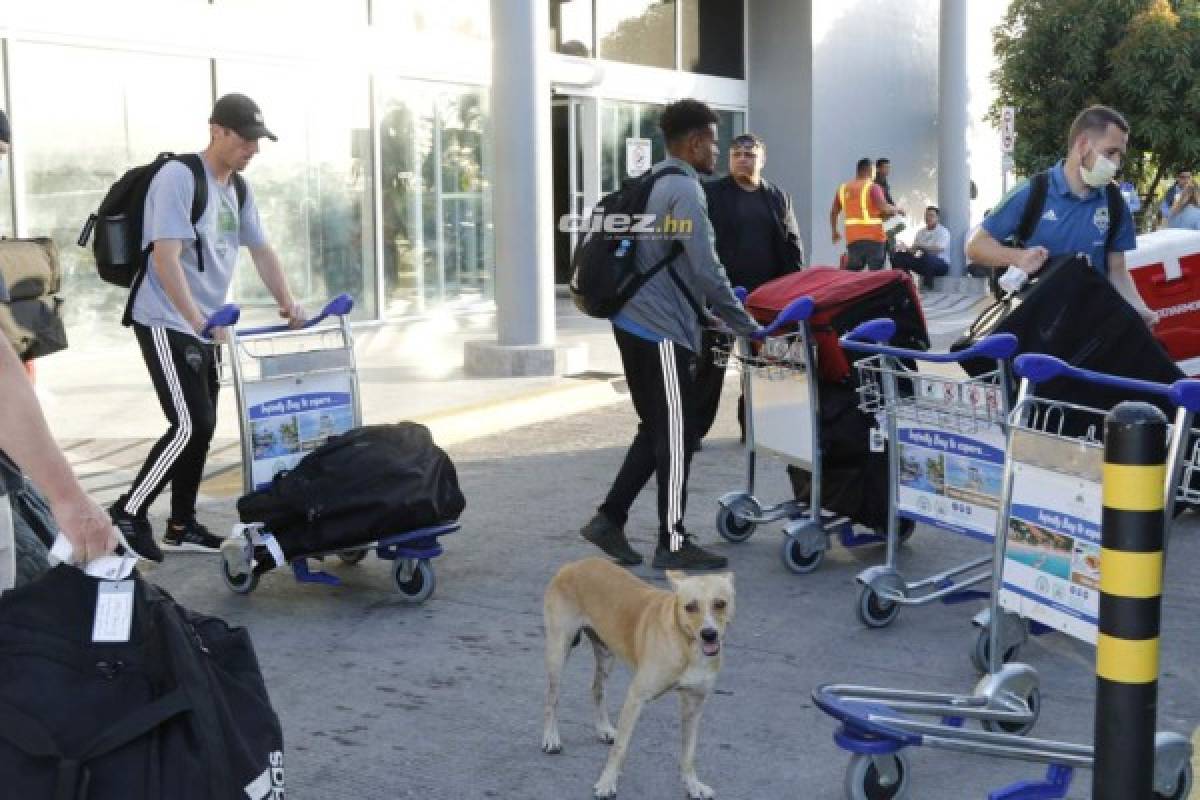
[0,565,285,799]
[952,254,1183,430]
[237,422,466,560]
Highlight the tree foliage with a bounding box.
[990,0,1200,208]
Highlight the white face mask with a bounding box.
[1080,146,1118,188]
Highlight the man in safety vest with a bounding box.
[830,157,902,271]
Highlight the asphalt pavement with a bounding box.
[126,380,1200,800]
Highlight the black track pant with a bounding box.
[599,327,695,551]
[693,328,745,441]
[118,324,219,521]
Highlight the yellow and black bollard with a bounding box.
[1095,401,1168,799]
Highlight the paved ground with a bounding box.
[108,382,1200,800]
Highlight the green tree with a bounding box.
[990,0,1200,217]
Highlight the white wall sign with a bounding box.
[626,137,652,178]
[1001,106,1016,154]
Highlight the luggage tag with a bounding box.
[93,580,135,643]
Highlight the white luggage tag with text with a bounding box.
[92,580,135,643]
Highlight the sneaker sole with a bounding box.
[160,541,223,554]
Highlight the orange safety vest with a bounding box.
[839,179,885,244]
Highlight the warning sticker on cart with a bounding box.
[998,463,1102,644]
[245,373,355,489]
[895,423,1005,541]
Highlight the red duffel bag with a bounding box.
[746,267,929,382]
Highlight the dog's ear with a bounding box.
[720,572,735,592]
[665,570,687,589]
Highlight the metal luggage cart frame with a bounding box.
[972,354,1197,675]
[712,296,891,575]
[813,358,1200,800]
[216,294,458,603]
[838,319,1018,629]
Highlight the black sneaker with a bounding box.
[652,536,728,570]
[162,517,224,553]
[108,504,164,563]
[580,512,643,566]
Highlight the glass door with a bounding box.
[552,95,585,284]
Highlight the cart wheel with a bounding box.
[220,556,259,595]
[897,518,916,545]
[781,536,825,575]
[970,627,1020,674]
[1155,761,1192,800]
[338,548,368,565]
[716,505,757,543]
[982,687,1040,736]
[844,751,910,800]
[394,559,436,603]
[857,585,901,629]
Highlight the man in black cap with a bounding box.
[108,93,307,561]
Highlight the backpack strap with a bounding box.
[1015,170,1050,247]
[634,166,705,319]
[176,154,209,274]
[1103,181,1126,269]
[0,691,192,800]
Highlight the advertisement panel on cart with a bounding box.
[998,461,1102,644]
[894,376,1006,541]
[245,372,355,489]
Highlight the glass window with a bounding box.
[216,60,377,322]
[550,0,594,57]
[681,0,744,79]
[9,42,211,349]
[711,109,746,178]
[0,79,12,239]
[378,78,492,316]
[596,0,676,69]
[372,0,490,41]
[214,0,367,24]
[600,100,664,193]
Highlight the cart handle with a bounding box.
[841,318,1018,363]
[758,296,814,337]
[1168,379,1200,413]
[201,304,241,338]
[236,294,355,337]
[1014,353,1173,398]
[734,286,749,303]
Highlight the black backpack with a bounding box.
[569,167,700,319]
[77,152,246,324]
[237,422,466,563]
[0,566,285,799]
[988,170,1125,298]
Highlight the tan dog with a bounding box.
[541,557,735,799]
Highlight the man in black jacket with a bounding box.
[695,133,804,443]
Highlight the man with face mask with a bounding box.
[966,105,1156,327]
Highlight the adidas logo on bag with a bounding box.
[244,751,285,799]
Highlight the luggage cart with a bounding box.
[838,319,1017,629]
[713,297,891,575]
[813,359,1200,800]
[216,294,458,602]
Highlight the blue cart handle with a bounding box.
[756,296,814,338]
[734,286,748,303]
[841,317,1018,364]
[1168,379,1200,413]
[237,293,355,337]
[1014,353,1173,398]
[201,304,241,338]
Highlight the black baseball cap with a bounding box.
[209,93,277,142]
[0,109,10,145]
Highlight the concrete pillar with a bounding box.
[466,0,585,376]
[938,0,970,277]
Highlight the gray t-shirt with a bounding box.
[132,156,267,335]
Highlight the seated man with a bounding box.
[892,205,950,288]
